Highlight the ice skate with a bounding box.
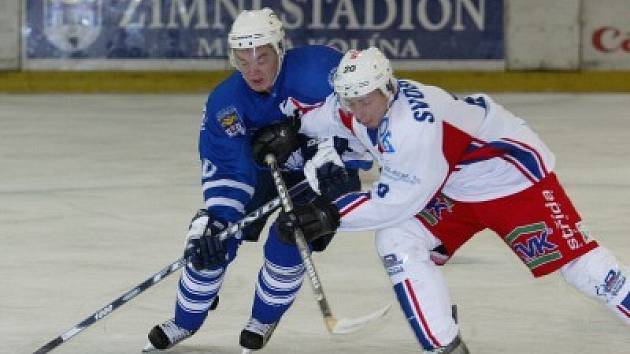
[430,334,470,354]
[239,317,278,351]
[142,318,195,352]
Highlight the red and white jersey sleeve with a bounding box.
[442,94,556,201]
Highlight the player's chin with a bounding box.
[247,79,271,93]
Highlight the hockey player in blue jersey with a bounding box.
[142,8,367,352]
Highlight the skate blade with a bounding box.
[241,348,253,354]
[331,304,392,334]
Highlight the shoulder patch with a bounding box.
[216,106,245,137]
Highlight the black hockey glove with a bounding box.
[276,196,340,245]
[302,137,351,196]
[251,117,301,166]
[184,209,229,270]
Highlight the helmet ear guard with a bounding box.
[333,47,397,109]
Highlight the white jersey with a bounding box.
[298,80,555,232]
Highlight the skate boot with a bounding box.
[142,318,195,352]
[431,334,470,354]
[239,317,278,351]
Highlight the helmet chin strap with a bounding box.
[268,43,284,91]
[383,79,399,110]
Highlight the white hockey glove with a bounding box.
[304,137,348,195]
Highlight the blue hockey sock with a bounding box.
[251,225,305,323]
[174,263,225,331]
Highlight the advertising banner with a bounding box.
[23,0,504,70]
[582,0,630,69]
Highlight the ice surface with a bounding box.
[2,93,630,353]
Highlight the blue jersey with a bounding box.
[198,45,342,223]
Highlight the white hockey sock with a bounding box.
[560,247,630,325]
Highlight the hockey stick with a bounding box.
[33,179,311,354]
[265,154,391,335]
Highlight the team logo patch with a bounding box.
[505,222,560,271]
[596,269,627,301]
[216,106,245,137]
[382,254,404,276]
[417,194,454,226]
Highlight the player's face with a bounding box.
[344,90,389,129]
[233,45,279,93]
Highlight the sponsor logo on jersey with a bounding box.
[216,106,245,137]
[382,165,421,185]
[417,194,453,226]
[505,222,560,271]
[542,189,587,250]
[596,269,627,300]
[383,254,404,276]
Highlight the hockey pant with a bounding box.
[375,218,460,352]
[418,173,630,326]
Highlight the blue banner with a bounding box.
[25,0,503,61]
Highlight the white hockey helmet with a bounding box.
[228,8,285,70]
[333,47,397,108]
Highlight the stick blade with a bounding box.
[331,304,392,334]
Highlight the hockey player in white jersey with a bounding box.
[252,47,630,353]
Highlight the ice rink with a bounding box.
[2,93,630,354]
